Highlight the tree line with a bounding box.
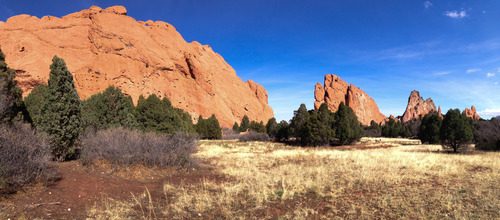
[0,50,222,161]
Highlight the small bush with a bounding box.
[79,127,197,168]
[238,131,270,142]
[0,123,57,195]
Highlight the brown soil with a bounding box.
[0,161,224,219]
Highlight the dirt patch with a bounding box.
[0,161,225,219]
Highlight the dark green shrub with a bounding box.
[335,102,364,145]
[266,117,278,138]
[135,94,193,135]
[0,47,30,123]
[249,120,266,133]
[24,83,49,127]
[239,115,250,132]
[290,103,310,145]
[195,114,222,139]
[304,103,335,146]
[38,56,82,160]
[232,122,240,133]
[419,113,442,144]
[81,85,137,130]
[439,109,473,152]
[275,120,290,142]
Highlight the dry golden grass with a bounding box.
[89,139,500,219]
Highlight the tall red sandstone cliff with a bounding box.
[0,6,273,127]
[401,90,437,123]
[314,74,386,125]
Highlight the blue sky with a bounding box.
[2,0,499,121]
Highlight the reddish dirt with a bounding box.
[0,161,224,219]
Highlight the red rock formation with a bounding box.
[463,106,481,120]
[438,106,443,119]
[401,90,437,123]
[314,74,386,125]
[0,6,274,127]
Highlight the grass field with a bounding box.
[88,139,500,219]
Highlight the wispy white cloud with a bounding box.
[466,68,481,73]
[478,109,500,117]
[487,72,496,77]
[497,68,500,72]
[444,10,467,18]
[434,71,452,76]
[424,1,433,9]
[495,82,499,85]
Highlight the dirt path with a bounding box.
[1,161,221,219]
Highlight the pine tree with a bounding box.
[135,94,189,134]
[39,56,82,160]
[239,115,250,132]
[195,114,222,139]
[81,85,137,130]
[419,113,442,144]
[335,102,364,145]
[276,120,290,142]
[0,47,28,123]
[24,83,49,127]
[266,117,278,138]
[440,109,473,152]
[290,103,309,143]
[232,122,240,133]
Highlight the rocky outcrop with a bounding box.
[463,106,481,120]
[401,90,437,123]
[314,74,386,125]
[0,6,274,127]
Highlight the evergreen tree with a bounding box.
[195,114,222,139]
[232,122,240,133]
[249,120,266,133]
[239,115,250,132]
[275,120,290,142]
[81,85,137,130]
[418,113,442,144]
[266,117,278,138]
[135,94,190,134]
[334,102,364,145]
[290,103,309,143]
[39,56,82,160]
[305,103,335,146]
[0,47,29,123]
[381,118,402,138]
[439,109,473,152]
[24,83,49,126]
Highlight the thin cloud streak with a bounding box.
[424,1,433,9]
[466,68,481,73]
[444,10,467,18]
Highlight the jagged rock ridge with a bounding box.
[463,106,481,120]
[401,90,438,123]
[0,5,274,127]
[314,74,386,125]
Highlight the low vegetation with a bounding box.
[79,127,197,169]
[88,140,500,219]
[0,123,57,195]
